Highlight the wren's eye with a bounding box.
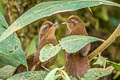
[48,25,52,28]
[68,19,76,24]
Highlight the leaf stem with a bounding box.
[88,24,120,61]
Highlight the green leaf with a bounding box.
[61,70,71,80]
[0,0,120,42]
[25,37,38,56]
[44,68,59,80]
[0,27,27,67]
[107,60,120,71]
[0,65,16,79]
[60,35,103,53]
[0,4,4,15]
[7,71,48,80]
[40,44,61,62]
[88,8,93,15]
[0,12,8,28]
[82,66,114,80]
[94,54,107,68]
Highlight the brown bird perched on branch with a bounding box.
[62,15,91,77]
[14,21,57,74]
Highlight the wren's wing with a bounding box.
[80,44,91,56]
[33,36,57,67]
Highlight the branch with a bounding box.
[88,24,120,61]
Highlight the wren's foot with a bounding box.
[41,65,50,72]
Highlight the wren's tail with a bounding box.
[65,52,90,78]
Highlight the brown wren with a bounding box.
[62,15,91,77]
[14,21,57,74]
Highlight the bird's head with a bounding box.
[39,21,57,38]
[62,15,84,33]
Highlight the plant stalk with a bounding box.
[88,24,120,61]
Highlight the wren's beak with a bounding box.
[52,21,59,29]
[62,22,71,32]
[53,22,58,27]
[62,22,68,24]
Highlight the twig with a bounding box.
[31,61,40,71]
[58,66,65,79]
[88,24,120,61]
[41,65,50,72]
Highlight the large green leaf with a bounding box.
[60,35,103,53]
[44,68,59,80]
[0,27,27,67]
[0,65,16,79]
[69,67,114,80]
[82,66,114,80]
[40,44,61,62]
[0,0,120,42]
[7,71,48,80]
[0,12,8,28]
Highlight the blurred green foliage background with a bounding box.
[0,0,120,79]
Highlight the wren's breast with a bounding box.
[38,35,57,50]
[70,26,88,36]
